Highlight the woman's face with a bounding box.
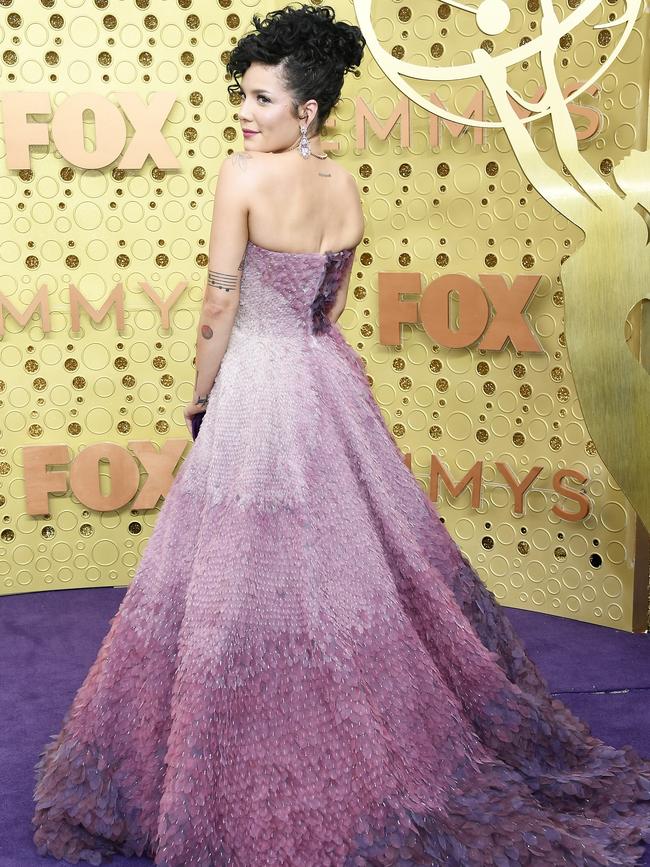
[237,62,317,154]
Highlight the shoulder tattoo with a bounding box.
[229,152,253,171]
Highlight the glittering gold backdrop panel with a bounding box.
[0,0,648,632]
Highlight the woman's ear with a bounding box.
[301,99,319,132]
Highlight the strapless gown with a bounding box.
[32,240,650,866]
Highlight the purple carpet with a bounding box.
[2,587,648,866]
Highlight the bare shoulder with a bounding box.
[339,165,362,202]
[215,151,271,209]
[220,150,267,182]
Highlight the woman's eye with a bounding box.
[239,92,269,103]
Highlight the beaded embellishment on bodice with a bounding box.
[231,240,355,338]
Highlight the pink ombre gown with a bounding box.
[33,240,650,866]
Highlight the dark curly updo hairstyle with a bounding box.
[226,4,365,137]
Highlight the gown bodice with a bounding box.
[231,240,356,338]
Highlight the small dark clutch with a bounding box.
[191,410,206,441]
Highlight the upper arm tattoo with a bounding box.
[205,252,245,302]
[207,270,239,294]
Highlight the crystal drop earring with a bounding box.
[298,123,311,159]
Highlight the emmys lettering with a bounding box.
[355,82,601,148]
[379,271,542,352]
[0,279,188,336]
[22,443,591,521]
[0,91,179,170]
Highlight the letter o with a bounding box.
[70,443,140,510]
[419,274,489,348]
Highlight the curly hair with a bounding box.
[226,4,365,137]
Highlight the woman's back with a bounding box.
[242,151,364,255]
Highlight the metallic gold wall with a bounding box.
[0,0,648,632]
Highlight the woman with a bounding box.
[32,4,650,866]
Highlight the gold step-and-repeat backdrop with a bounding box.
[0,0,648,632]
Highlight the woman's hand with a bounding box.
[183,401,207,435]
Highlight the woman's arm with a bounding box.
[192,154,252,409]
